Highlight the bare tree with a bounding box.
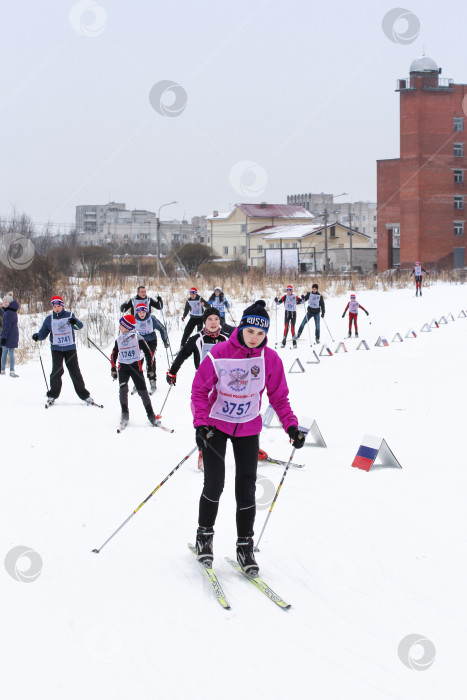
[172,243,213,275]
[77,246,110,281]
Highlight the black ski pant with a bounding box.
[199,429,259,538]
[181,316,203,346]
[48,349,90,401]
[298,309,320,340]
[118,362,153,414]
[146,339,157,378]
[283,311,297,340]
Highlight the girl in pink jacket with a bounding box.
[191,299,304,575]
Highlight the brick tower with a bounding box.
[377,56,467,271]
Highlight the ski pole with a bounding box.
[35,341,49,393]
[304,306,313,345]
[323,318,334,342]
[87,336,111,363]
[274,301,278,346]
[227,307,236,325]
[92,444,200,554]
[254,446,297,552]
[157,384,173,418]
[159,305,173,364]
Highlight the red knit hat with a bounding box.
[189,287,197,294]
[51,295,64,306]
[119,314,136,330]
[135,302,148,312]
[286,284,293,291]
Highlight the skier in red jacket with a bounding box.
[342,294,369,338]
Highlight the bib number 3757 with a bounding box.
[222,400,251,416]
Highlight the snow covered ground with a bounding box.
[2,282,466,700]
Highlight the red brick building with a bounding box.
[377,56,467,271]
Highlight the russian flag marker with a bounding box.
[458,310,466,318]
[319,345,333,357]
[438,316,448,325]
[335,342,348,353]
[356,339,370,350]
[352,434,402,472]
[447,313,455,322]
[392,333,404,342]
[289,358,305,374]
[375,336,389,347]
[306,350,320,364]
[420,323,431,332]
[405,328,417,338]
[430,319,439,329]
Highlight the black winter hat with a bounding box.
[203,305,221,322]
[238,299,270,334]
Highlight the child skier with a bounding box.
[167,306,230,472]
[410,261,429,296]
[180,287,208,347]
[32,295,95,405]
[207,286,231,321]
[296,283,325,343]
[191,299,305,575]
[110,314,157,428]
[274,284,302,348]
[342,293,369,338]
[134,302,158,392]
[120,285,169,347]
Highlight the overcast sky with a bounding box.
[1,0,466,232]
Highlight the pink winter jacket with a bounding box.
[191,328,298,437]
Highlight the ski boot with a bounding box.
[281,339,286,348]
[150,379,157,393]
[120,406,129,424]
[236,537,259,577]
[292,339,297,348]
[147,411,159,426]
[315,337,320,344]
[10,371,19,378]
[420,290,422,296]
[348,332,352,338]
[195,526,214,567]
[45,397,55,408]
[0,370,5,375]
[355,332,359,338]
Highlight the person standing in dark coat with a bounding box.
[1,298,19,377]
[32,295,94,406]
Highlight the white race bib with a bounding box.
[117,332,141,364]
[284,295,296,312]
[51,317,73,348]
[188,299,202,316]
[209,353,265,423]
[132,296,149,314]
[307,293,320,310]
[414,265,422,276]
[135,316,153,335]
[349,300,359,313]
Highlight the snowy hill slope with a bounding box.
[2,283,465,700]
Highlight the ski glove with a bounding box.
[321,312,324,318]
[301,294,306,301]
[342,312,345,318]
[111,367,118,380]
[120,303,126,312]
[157,295,163,306]
[287,426,305,449]
[274,297,278,303]
[32,333,39,342]
[68,317,77,325]
[365,311,369,316]
[166,371,176,386]
[196,425,215,450]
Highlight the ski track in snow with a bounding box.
[2,283,465,699]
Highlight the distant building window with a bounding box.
[329,226,336,237]
[257,245,263,253]
[454,117,464,132]
[454,143,464,157]
[285,242,290,248]
[233,246,237,255]
[373,215,377,220]
[454,196,464,210]
[268,243,274,248]
[199,236,204,243]
[454,170,464,183]
[173,234,179,241]
[276,243,281,249]
[454,222,464,236]
[223,246,228,255]
[241,224,247,233]
[241,246,246,254]
[292,242,298,248]
[374,226,377,233]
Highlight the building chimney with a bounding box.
[260,202,267,207]
[213,210,218,217]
